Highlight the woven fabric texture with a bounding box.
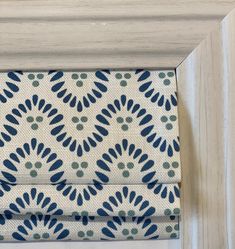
[0,69,181,242]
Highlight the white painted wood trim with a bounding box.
[176,9,235,249]
[0,0,235,70]
[1,2,235,249]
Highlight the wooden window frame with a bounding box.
[0,1,235,248]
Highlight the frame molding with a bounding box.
[0,1,235,249]
[177,9,235,249]
[0,0,235,70]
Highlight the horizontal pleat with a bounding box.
[0,215,179,242]
[0,183,180,217]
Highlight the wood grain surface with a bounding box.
[1,1,235,249]
[177,9,235,249]
[0,0,235,70]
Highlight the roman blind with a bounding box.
[0,69,181,241]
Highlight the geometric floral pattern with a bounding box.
[0,69,181,241]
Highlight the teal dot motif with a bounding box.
[25,161,33,169]
[35,161,42,169]
[25,161,43,178]
[72,116,79,123]
[81,211,89,216]
[163,162,170,169]
[116,116,133,131]
[120,80,127,87]
[170,233,177,238]
[72,73,79,80]
[124,73,131,79]
[163,79,171,86]
[117,162,125,169]
[76,81,83,87]
[122,170,130,178]
[0,235,4,240]
[28,74,35,80]
[160,114,177,130]
[170,115,177,121]
[167,72,174,77]
[71,72,88,87]
[72,116,88,131]
[122,124,128,131]
[166,226,173,233]
[32,232,51,241]
[118,209,135,217]
[77,231,85,237]
[160,116,168,123]
[173,208,180,215]
[76,124,84,131]
[26,115,44,130]
[71,162,79,169]
[80,73,88,79]
[172,161,179,168]
[165,223,179,239]
[158,72,166,79]
[37,73,44,80]
[116,117,124,123]
[127,236,134,240]
[86,230,94,237]
[26,116,34,123]
[81,162,88,168]
[115,73,122,79]
[174,224,179,231]
[31,123,38,130]
[77,230,94,240]
[117,161,135,178]
[131,228,138,235]
[164,208,180,217]
[33,81,39,87]
[168,170,175,177]
[118,210,126,217]
[33,233,41,240]
[122,227,139,239]
[81,116,88,123]
[122,229,129,235]
[162,161,179,178]
[126,117,133,123]
[28,73,44,87]
[36,116,43,122]
[164,209,171,216]
[115,72,131,87]
[71,161,88,178]
[127,162,134,169]
[30,169,37,178]
[127,210,135,216]
[166,123,173,130]
[76,170,84,177]
[72,211,79,216]
[158,71,175,86]
[42,233,50,239]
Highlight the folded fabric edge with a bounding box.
[0,214,179,242]
[0,183,180,217]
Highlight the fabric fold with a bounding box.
[0,183,180,217]
[0,215,179,241]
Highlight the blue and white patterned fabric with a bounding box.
[0,69,181,242]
